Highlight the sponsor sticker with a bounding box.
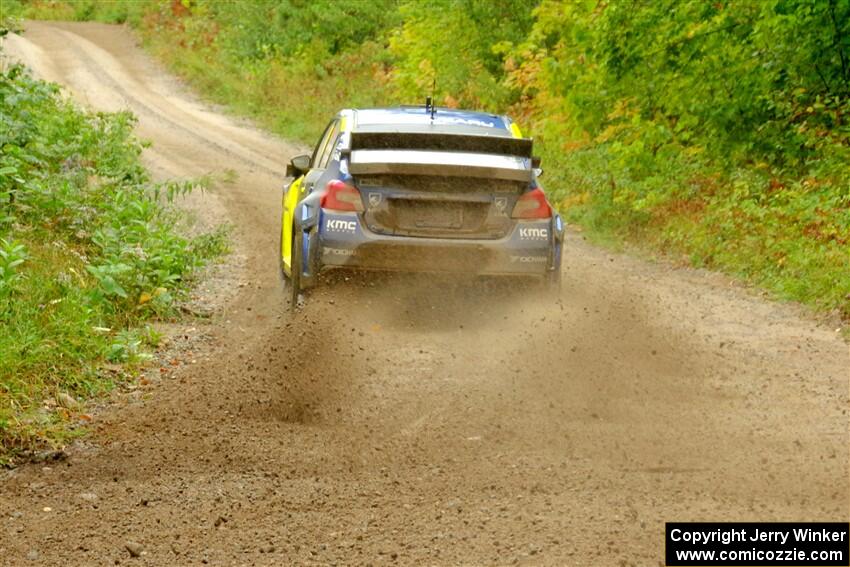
[323,247,355,257]
[519,227,548,240]
[325,219,357,233]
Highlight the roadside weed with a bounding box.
[0,53,227,462]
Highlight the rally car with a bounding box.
[279,104,564,308]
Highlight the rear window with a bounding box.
[355,109,508,130]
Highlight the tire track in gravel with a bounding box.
[1,20,847,567]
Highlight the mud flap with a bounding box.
[289,226,303,311]
[545,214,565,294]
[289,194,324,310]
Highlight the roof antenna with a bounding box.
[430,79,437,120]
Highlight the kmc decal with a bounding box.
[325,219,357,233]
[519,227,548,240]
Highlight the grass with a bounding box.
[0,38,227,465]
[140,29,393,144]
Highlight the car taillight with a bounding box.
[511,187,551,219]
[321,180,363,212]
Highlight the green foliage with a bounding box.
[502,0,850,316]
[71,0,397,144]
[8,0,149,24]
[204,0,400,62]
[0,239,28,298]
[523,0,850,165]
[0,1,26,21]
[0,58,225,462]
[389,0,537,109]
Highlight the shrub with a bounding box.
[0,54,226,463]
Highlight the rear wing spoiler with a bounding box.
[344,131,537,182]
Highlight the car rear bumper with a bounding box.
[314,211,563,277]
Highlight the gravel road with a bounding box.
[1,21,847,567]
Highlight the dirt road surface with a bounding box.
[2,21,848,567]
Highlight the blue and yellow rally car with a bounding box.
[280,105,564,307]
